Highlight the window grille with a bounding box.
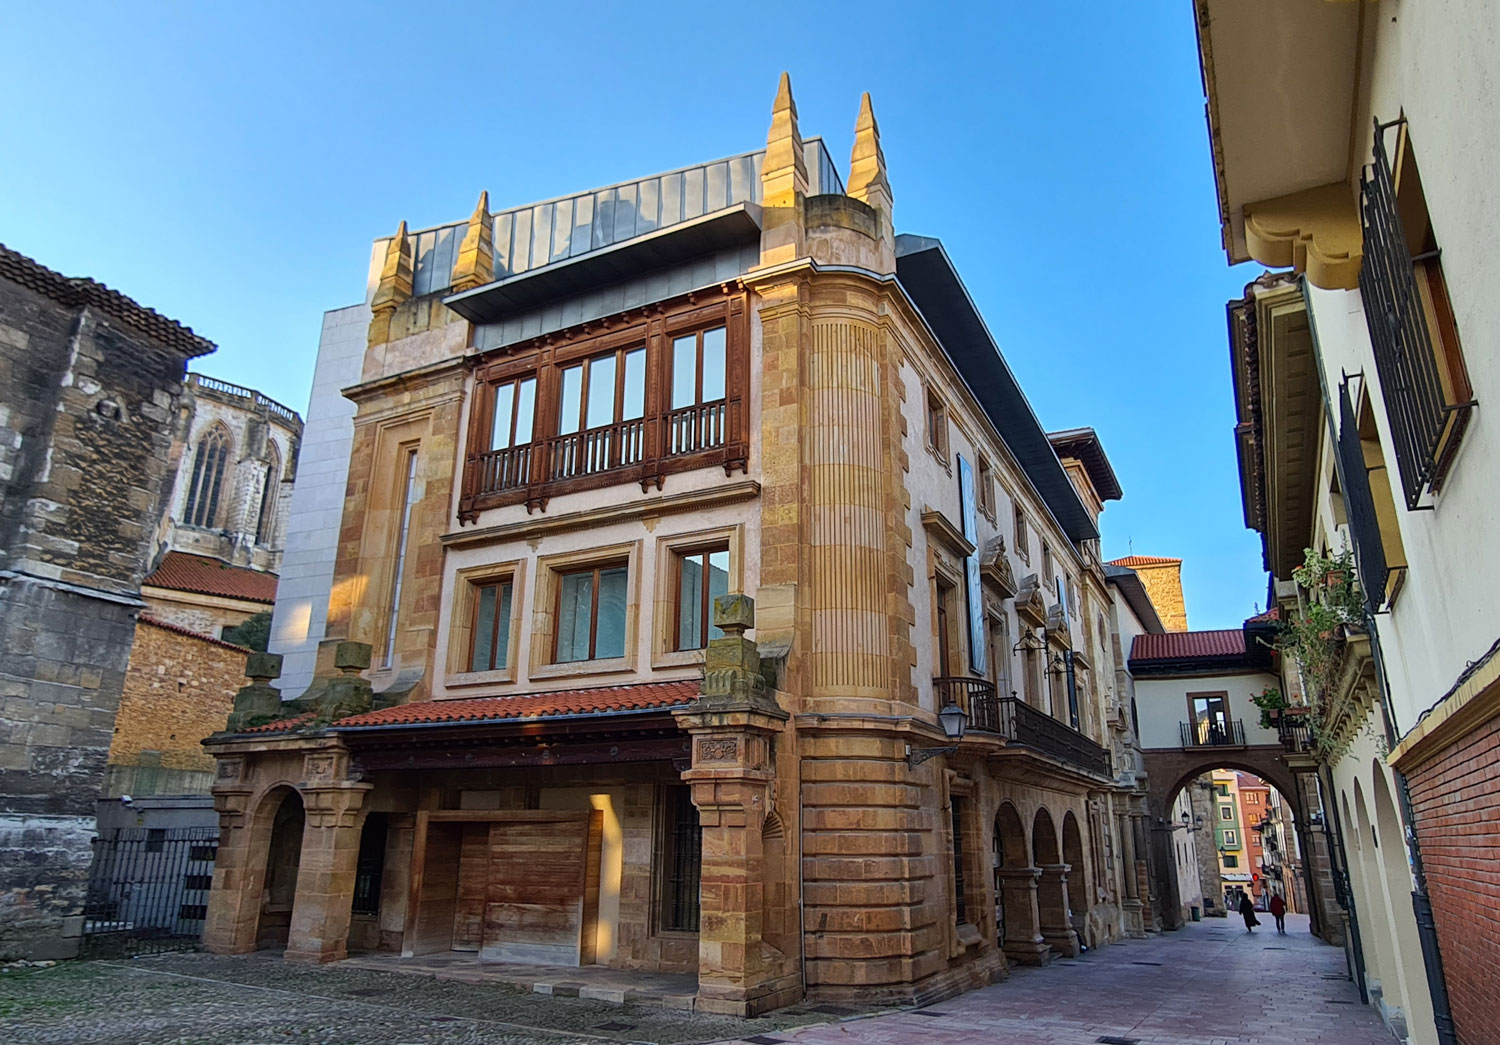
[1337,379,1391,605]
[660,787,701,932]
[951,800,967,925]
[1358,118,1475,508]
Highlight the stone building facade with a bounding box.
[105,616,248,800]
[157,372,301,575]
[205,79,1152,1013]
[0,243,214,959]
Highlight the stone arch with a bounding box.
[256,439,283,545]
[1352,779,1396,994]
[993,801,1046,965]
[1032,807,1060,866]
[256,785,305,952]
[1370,762,1434,1035]
[994,802,1028,868]
[1149,760,1306,933]
[1062,810,1089,932]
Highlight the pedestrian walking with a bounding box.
[1269,893,1286,934]
[1239,892,1260,933]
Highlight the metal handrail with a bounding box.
[1179,719,1247,748]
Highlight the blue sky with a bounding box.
[0,1,1266,628]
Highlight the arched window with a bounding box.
[256,443,281,546]
[184,426,230,528]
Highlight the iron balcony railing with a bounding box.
[1180,718,1247,748]
[935,677,1111,777]
[1278,714,1314,756]
[1358,117,1475,509]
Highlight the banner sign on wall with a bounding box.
[957,455,986,676]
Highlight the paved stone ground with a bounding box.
[0,915,1395,1044]
[0,951,835,1045]
[714,914,1396,1045]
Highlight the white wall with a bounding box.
[1132,670,1281,751]
[268,302,368,696]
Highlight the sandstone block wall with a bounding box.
[107,617,247,794]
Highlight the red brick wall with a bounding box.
[1405,709,1500,1043]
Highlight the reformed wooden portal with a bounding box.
[404,809,603,965]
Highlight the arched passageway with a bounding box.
[993,803,1047,965]
[257,787,305,952]
[1062,811,1088,946]
[1032,808,1078,957]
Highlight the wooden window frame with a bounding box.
[552,561,630,664]
[1014,506,1030,563]
[445,560,526,688]
[652,525,744,668]
[672,544,731,653]
[459,289,749,521]
[467,578,515,673]
[976,455,995,520]
[924,386,950,468]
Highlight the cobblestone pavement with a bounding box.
[0,951,834,1045]
[716,914,1395,1045]
[0,916,1395,1045]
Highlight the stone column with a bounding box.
[996,866,1049,965]
[284,750,371,964]
[1036,864,1080,957]
[674,595,792,1016]
[203,754,261,954]
[1117,813,1145,938]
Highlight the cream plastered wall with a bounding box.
[1326,725,1436,1044]
[1170,788,1204,911]
[896,352,1089,721]
[1132,671,1281,753]
[433,498,760,698]
[1305,279,1500,742]
[1311,2,1500,740]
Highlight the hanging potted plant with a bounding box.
[1251,687,1288,731]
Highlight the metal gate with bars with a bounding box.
[81,827,219,957]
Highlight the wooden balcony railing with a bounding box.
[467,400,729,502]
[1180,719,1247,748]
[934,678,1112,778]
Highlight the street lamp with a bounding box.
[908,701,969,766]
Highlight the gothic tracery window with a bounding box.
[184,425,230,528]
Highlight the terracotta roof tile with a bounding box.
[1106,555,1183,568]
[242,712,316,734]
[334,680,701,729]
[1245,607,1281,623]
[0,242,215,358]
[144,552,278,604]
[1129,629,1246,663]
[138,615,251,654]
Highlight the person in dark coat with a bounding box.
[1239,893,1260,932]
[1269,893,1287,934]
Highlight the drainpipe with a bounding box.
[1364,610,1458,1045]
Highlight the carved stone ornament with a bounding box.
[216,756,244,782]
[303,753,336,782]
[697,737,739,763]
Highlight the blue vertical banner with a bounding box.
[957,455,986,675]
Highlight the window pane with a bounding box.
[672,334,696,409]
[706,549,729,641]
[677,553,704,650]
[586,354,616,429]
[471,584,497,671]
[701,327,726,402]
[493,581,513,669]
[514,378,536,445]
[622,348,645,420]
[490,383,515,451]
[595,566,628,659]
[556,571,594,662]
[559,366,583,435]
